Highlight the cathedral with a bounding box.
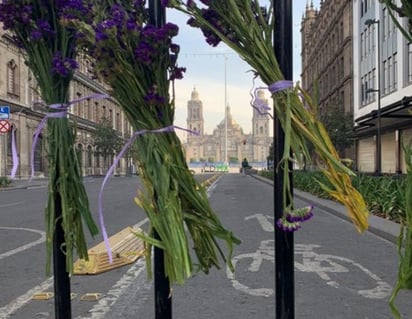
[184,88,272,165]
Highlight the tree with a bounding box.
[92,117,124,170]
[319,105,354,157]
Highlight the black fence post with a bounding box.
[148,1,172,319]
[53,173,72,318]
[273,1,295,318]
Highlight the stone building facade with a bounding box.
[0,31,130,178]
[301,0,353,113]
[184,88,272,165]
[300,0,354,159]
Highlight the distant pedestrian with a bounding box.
[241,158,250,174]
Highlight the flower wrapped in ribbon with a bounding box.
[170,0,369,232]
[0,1,99,274]
[74,0,240,284]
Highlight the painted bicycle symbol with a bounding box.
[226,240,392,299]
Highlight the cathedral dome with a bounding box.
[218,106,241,130]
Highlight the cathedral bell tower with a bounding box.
[252,89,270,138]
[186,87,204,140]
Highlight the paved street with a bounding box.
[1,173,411,318]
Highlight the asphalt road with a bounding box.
[1,174,411,318]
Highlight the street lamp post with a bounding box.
[365,18,381,175]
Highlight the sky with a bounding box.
[168,1,320,140]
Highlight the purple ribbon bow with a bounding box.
[30,93,109,179]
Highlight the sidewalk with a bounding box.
[253,174,401,244]
[0,177,48,191]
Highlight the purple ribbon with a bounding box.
[249,80,294,119]
[99,124,198,263]
[11,128,18,178]
[250,86,274,119]
[268,80,294,94]
[30,93,109,179]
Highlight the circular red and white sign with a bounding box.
[0,120,11,133]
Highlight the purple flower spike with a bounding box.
[276,218,301,232]
[286,206,314,223]
[52,53,78,77]
[161,0,170,7]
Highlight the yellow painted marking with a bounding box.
[80,293,103,301]
[32,292,53,300]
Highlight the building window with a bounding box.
[388,57,393,92]
[102,104,106,119]
[7,60,19,97]
[87,145,92,168]
[7,126,16,175]
[87,98,92,121]
[116,112,121,131]
[74,92,81,116]
[383,60,388,95]
[408,43,412,83]
[76,144,83,171]
[393,53,398,90]
[109,109,113,124]
[33,134,43,173]
[95,149,101,168]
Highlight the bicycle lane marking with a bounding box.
[294,244,392,299]
[227,240,392,299]
[228,214,393,299]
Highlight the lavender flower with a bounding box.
[52,53,78,77]
[161,0,170,7]
[286,206,314,223]
[276,218,301,232]
[144,88,166,105]
[30,30,43,41]
[134,42,154,64]
[169,66,186,80]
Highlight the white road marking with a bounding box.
[0,220,149,318]
[228,241,392,299]
[0,277,54,319]
[75,258,147,319]
[0,201,24,208]
[1,176,215,317]
[245,214,274,232]
[0,227,45,260]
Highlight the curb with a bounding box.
[251,174,400,244]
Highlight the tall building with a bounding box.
[301,0,354,159]
[353,1,412,173]
[184,88,272,164]
[0,31,131,178]
[301,0,353,113]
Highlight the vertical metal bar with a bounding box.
[53,170,72,319]
[273,1,294,318]
[154,230,172,319]
[148,1,172,319]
